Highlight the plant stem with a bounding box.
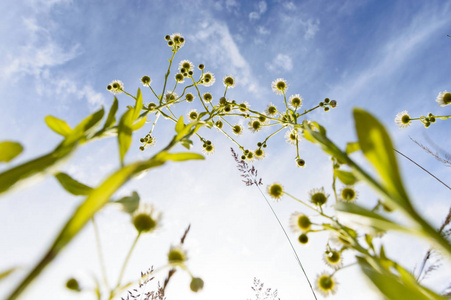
[111,233,141,298]
[255,185,318,300]
[91,217,109,289]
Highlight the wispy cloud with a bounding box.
[1,16,80,81]
[249,1,267,20]
[266,54,293,72]
[189,20,261,95]
[329,8,451,103]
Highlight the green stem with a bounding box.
[255,185,318,300]
[91,217,109,289]
[112,233,141,297]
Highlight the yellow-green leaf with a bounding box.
[156,152,204,162]
[336,202,408,233]
[132,115,147,131]
[0,141,23,163]
[118,109,134,164]
[334,170,358,185]
[45,116,72,137]
[103,97,118,129]
[175,116,184,133]
[358,257,445,300]
[346,142,360,154]
[133,88,143,121]
[353,109,411,209]
[55,172,92,196]
[6,147,204,299]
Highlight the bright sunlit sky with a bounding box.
[1,0,450,299]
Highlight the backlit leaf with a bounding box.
[55,172,92,196]
[0,141,23,163]
[45,116,72,137]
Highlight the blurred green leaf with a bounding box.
[358,257,445,300]
[336,202,408,233]
[132,115,147,131]
[175,116,184,133]
[115,191,140,213]
[346,142,360,154]
[45,116,72,137]
[353,109,410,210]
[0,141,23,163]
[0,145,75,195]
[156,152,204,162]
[103,97,119,129]
[118,109,134,165]
[181,139,193,150]
[133,88,143,121]
[334,170,358,185]
[7,147,203,299]
[44,116,72,137]
[63,107,105,147]
[55,172,92,196]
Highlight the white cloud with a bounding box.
[190,21,261,94]
[266,54,293,72]
[257,26,270,35]
[1,17,80,80]
[304,18,320,40]
[249,1,267,20]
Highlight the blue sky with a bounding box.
[0,0,450,299]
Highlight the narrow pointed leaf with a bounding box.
[45,116,72,137]
[118,109,134,164]
[7,147,203,299]
[103,97,119,129]
[133,89,143,121]
[55,172,92,196]
[0,141,23,163]
[156,152,204,162]
[175,116,184,134]
[132,115,147,131]
[353,109,410,209]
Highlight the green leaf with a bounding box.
[175,116,184,133]
[45,116,72,137]
[336,202,409,233]
[103,97,119,129]
[353,109,410,209]
[0,266,21,282]
[115,191,140,213]
[133,88,143,121]
[6,147,204,299]
[357,257,445,300]
[0,141,23,163]
[346,142,360,154]
[64,107,105,147]
[156,152,204,162]
[181,139,193,150]
[0,145,75,195]
[132,115,147,131]
[55,172,92,196]
[118,109,134,164]
[334,170,358,185]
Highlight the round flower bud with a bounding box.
[66,278,81,292]
[190,277,204,292]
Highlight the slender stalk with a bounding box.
[111,233,141,298]
[91,217,109,289]
[394,149,451,190]
[255,185,318,300]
